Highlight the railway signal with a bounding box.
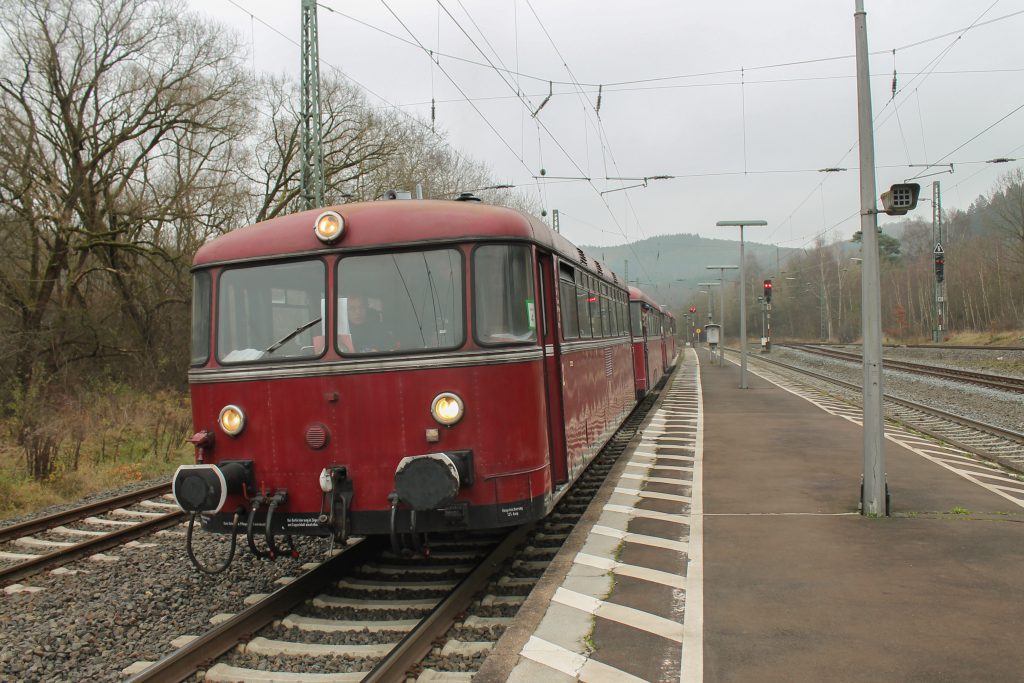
[880,182,921,216]
[934,244,945,283]
[763,279,773,303]
[689,306,696,314]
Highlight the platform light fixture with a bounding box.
[714,221,766,389]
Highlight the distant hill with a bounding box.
[581,233,795,313]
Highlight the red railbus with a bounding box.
[173,198,636,566]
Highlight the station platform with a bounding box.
[475,346,1024,682]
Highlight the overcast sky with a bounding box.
[189,0,1024,259]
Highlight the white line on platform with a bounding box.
[703,512,859,516]
[613,487,691,504]
[681,349,704,683]
[620,472,693,487]
[626,462,693,473]
[603,504,691,525]
[575,552,687,590]
[553,587,685,642]
[520,636,648,683]
[591,524,688,552]
[633,453,695,463]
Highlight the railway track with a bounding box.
[781,342,1024,352]
[125,387,661,682]
[0,483,183,586]
[780,343,1024,393]
[727,348,1024,473]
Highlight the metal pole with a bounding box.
[739,227,749,388]
[935,182,945,339]
[300,0,325,209]
[718,272,726,367]
[855,0,887,516]
[821,280,827,341]
[761,299,766,345]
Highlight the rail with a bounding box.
[0,481,172,544]
[0,510,184,585]
[781,343,1024,393]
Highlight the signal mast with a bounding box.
[300,0,326,209]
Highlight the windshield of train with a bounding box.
[217,260,326,363]
[337,249,463,354]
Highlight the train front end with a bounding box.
[173,201,554,567]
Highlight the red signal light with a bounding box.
[689,306,696,313]
[763,279,773,303]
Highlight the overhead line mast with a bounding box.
[301,0,326,210]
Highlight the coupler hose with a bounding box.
[409,510,424,555]
[388,493,401,556]
[246,495,270,559]
[264,491,290,560]
[186,508,242,574]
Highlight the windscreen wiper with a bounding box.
[265,317,321,354]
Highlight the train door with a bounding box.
[537,252,568,485]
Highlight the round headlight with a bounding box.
[218,404,246,436]
[430,392,464,426]
[314,210,344,243]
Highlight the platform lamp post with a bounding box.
[855,0,888,516]
[705,266,738,369]
[698,281,720,357]
[715,220,766,389]
[854,0,923,515]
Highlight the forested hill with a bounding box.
[581,234,794,308]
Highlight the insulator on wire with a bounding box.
[891,49,897,100]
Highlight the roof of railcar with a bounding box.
[628,285,662,309]
[193,199,624,287]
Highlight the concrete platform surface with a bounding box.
[703,354,1024,682]
[476,347,1024,682]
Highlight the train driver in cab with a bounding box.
[341,294,393,353]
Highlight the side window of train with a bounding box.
[630,301,643,338]
[473,244,537,345]
[588,275,602,337]
[191,270,211,366]
[619,292,626,336]
[575,270,592,339]
[599,284,611,338]
[559,263,580,340]
[606,288,616,338]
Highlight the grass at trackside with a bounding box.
[939,329,1024,347]
[0,387,193,521]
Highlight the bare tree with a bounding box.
[244,74,403,221]
[0,0,249,398]
[989,169,1024,267]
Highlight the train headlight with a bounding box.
[430,392,464,426]
[313,210,344,243]
[218,404,246,436]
